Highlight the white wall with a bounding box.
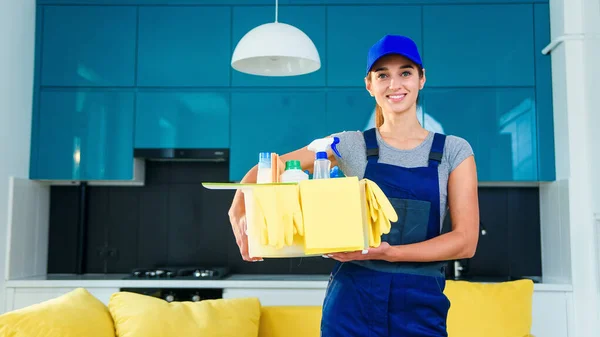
[0,0,36,313]
[541,0,600,335]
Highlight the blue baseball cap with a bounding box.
[366,35,423,75]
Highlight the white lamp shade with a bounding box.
[231,22,321,77]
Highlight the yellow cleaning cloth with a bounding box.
[299,177,365,254]
[252,185,304,249]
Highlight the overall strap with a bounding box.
[428,133,446,168]
[363,128,379,164]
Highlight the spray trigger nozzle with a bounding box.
[307,136,342,159]
[331,137,341,158]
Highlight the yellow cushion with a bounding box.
[108,291,261,337]
[444,279,534,337]
[258,306,322,337]
[0,288,114,337]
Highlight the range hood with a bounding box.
[134,148,229,162]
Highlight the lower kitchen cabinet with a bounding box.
[222,288,327,307]
[530,290,571,337]
[4,287,119,312]
[31,89,136,182]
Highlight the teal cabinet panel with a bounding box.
[137,6,231,87]
[135,91,230,149]
[534,4,555,181]
[33,90,135,180]
[41,6,137,87]
[422,5,535,87]
[327,6,422,87]
[230,92,328,181]
[422,88,538,181]
[325,90,426,135]
[325,89,381,134]
[231,6,326,87]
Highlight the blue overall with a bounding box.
[320,128,451,337]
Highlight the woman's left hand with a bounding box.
[327,242,391,262]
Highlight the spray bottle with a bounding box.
[307,137,341,179]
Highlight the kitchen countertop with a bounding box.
[4,273,573,292]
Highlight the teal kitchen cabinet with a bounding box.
[230,91,328,181]
[422,4,535,87]
[137,6,231,87]
[231,6,326,87]
[534,4,556,181]
[31,90,136,181]
[41,6,137,87]
[326,5,422,87]
[135,91,230,149]
[325,89,389,134]
[421,88,538,182]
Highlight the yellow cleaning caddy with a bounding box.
[202,177,397,258]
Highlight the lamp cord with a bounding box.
[275,0,278,22]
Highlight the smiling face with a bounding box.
[365,54,425,117]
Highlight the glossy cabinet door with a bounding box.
[422,4,535,87]
[325,89,383,134]
[137,6,232,87]
[231,6,326,87]
[327,6,422,87]
[534,4,556,181]
[41,6,137,87]
[230,91,328,181]
[135,91,230,149]
[33,90,135,180]
[421,88,538,181]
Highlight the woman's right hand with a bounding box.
[228,191,262,262]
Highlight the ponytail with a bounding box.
[375,104,384,128]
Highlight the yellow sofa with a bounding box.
[0,279,535,337]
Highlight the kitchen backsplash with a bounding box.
[47,161,541,277]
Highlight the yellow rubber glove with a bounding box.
[364,180,396,242]
[366,179,398,223]
[251,192,270,246]
[253,187,284,248]
[278,185,303,246]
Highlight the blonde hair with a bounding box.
[375,104,384,128]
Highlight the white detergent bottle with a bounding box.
[307,137,341,179]
[280,160,309,183]
[256,152,272,183]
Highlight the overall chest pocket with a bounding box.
[382,198,431,246]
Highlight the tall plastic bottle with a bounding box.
[256,152,272,183]
[307,137,341,179]
[280,160,309,182]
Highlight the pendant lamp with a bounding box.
[231,0,321,77]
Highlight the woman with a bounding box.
[228,34,480,336]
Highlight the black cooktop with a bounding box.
[124,266,229,280]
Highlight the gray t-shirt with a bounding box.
[331,129,474,229]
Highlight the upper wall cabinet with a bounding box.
[231,6,326,87]
[534,4,555,181]
[41,6,137,87]
[32,90,136,181]
[135,91,230,149]
[230,91,329,181]
[422,5,535,87]
[137,6,231,87]
[422,87,538,182]
[327,6,422,87]
[324,89,384,134]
